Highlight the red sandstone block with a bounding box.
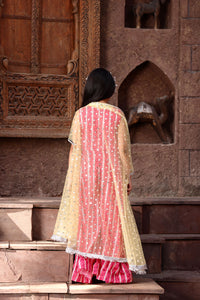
[0,208,32,241]
[61,295,160,300]
[131,146,178,197]
[0,250,69,282]
[189,0,200,18]
[181,19,200,44]
[50,296,67,300]
[179,176,200,196]
[142,243,162,274]
[143,205,200,234]
[192,46,200,71]
[180,97,200,123]
[159,281,200,300]
[180,0,189,17]
[180,71,200,97]
[163,240,200,270]
[180,45,191,70]
[180,124,200,150]
[32,208,58,240]
[0,296,48,300]
[190,151,200,176]
[132,206,142,233]
[179,150,190,177]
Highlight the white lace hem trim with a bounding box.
[51,234,68,242]
[51,235,147,275]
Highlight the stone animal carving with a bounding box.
[128,94,172,143]
[134,0,167,29]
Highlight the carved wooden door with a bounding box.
[0,0,78,137]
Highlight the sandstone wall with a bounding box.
[100,0,200,197]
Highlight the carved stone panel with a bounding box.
[0,74,77,137]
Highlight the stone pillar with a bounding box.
[179,0,200,196]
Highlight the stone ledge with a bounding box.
[0,203,33,209]
[0,279,164,296]
[143,270,200,282]
[1,197,200,208]
[69,278,164,295]
[1,234,199,251]
[9,241,67,250]
[0,282,68,294]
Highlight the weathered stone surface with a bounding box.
[158,281,200,300]
[0,251,69,282]
[142,243,162,274]
[180,71,200,97]
[130,145,178,197]
[32,208,58,240]
[0,282,67,294]
[142,205,200,234]
[180,0,189,17]
[179,150,190,177]
[180,45,191,70]
[179,177,200,196]
[189,0,200,18]
[65,295,159,300]
[190,151,200,176]
[180,124,200,150]
[0,208,32,241]
[0,296,48,300]
[100,0,179,103]
[132,206,142,233]
[163,240,200,270]
[69,279,164,294]
[181,19,200,44]
[180,97,200,123]
[0,138,70,197]
[192,46,200,71]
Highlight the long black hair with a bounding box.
[81,68,115,107]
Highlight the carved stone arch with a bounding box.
[118,60,175,144]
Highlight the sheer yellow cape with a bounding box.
[52,102,147,274]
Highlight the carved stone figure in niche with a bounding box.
[127,93,173,143]
[134,0,167,29]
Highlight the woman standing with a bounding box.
[52,68,147,283]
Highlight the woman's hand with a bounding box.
[127,180,132,195]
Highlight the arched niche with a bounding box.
[125,0,171,29]
[118,61,175,144]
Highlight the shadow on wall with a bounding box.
[118,61,175,144]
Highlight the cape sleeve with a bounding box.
[118,115,134,179]
[68,110,80,146]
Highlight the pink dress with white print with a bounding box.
[52,102,147,281]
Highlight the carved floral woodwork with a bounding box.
[0,0,100,138]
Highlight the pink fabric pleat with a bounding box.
[71,254,133,284]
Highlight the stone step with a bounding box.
[0,240,161,276]
[0,203,32,241]
[0,278,164,300]
[1,197,199,238]
[0,241,70,283]
[143,271,200,300]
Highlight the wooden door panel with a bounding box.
[42,0,72,19]
[0,0,100,138]
[41,22,73,75]
[0,19,31,71]
[1,0,32,16]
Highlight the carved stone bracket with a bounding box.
[79,0,100,105]
[31,0,41,74]
[67,0,79,76]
